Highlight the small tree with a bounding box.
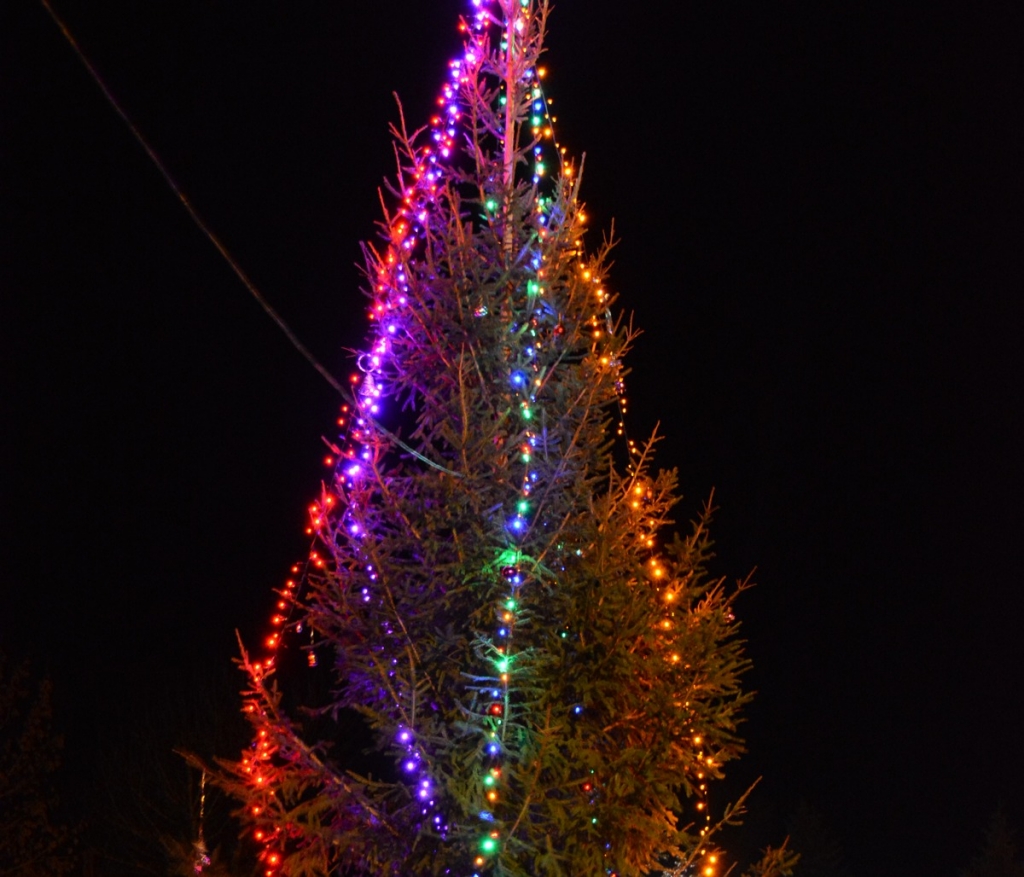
[0,653,76,877]
[963,810,1024,877]
[227,2,775,875]
[87,667,253,876]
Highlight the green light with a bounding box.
[483,775,496,787]
[481,837,498,853]
[497,549,520,567]
[527,280,540,294]
[591,817,598,824]
[521,452,531,463]
[485,199,497,212]
[499,95,507,105]
[532,115,542,127]
[497,659,509,673]
[522,407,532,420]
[517,501,529,514]
[505,599,517,610]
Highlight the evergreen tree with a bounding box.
[227,3,770,874]
[785,801,847,877]
[0,653,77,877]
[963,809,1024,877]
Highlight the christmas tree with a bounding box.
[228,3,781,875]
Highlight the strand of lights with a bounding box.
[190,769,211,874]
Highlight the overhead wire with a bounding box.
[38,0,462,478]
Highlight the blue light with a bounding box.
[510,371,527,388]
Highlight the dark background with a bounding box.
[2,1,1021,874]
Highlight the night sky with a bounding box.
[2,2,1021,874]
